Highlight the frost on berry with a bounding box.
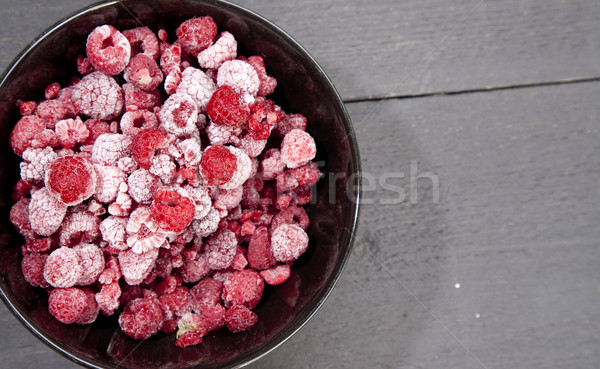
[91,133,132,166]
[119,109,158,136]
[123,83,161,111]
[224,304,258,333]
[189,207,220,238]
[191,277,223,308]
[176,138,202,167]
[271,224,309,262]
[19,147,58,185]
[158,93,198,137]
[176,67,216,113]
[178,256,211,284]
[49,287,99,325]
[182,185,211,220]
[260,148,285,180]
[9,198,35,238]
[150,188,195,233]
[160,43,182,76]
[222,269,264,309]
[206,120,236,145]
[207,85,249,127]
[96,280,121,316]
[221,146,252,190]
[197,31,237,69]
[122,26,160,60]
[29,188,68,236]
[213,186,244,211]
[86,25,131,75]
[43,247,83,288]
[149,154,177,184]
[203,229,238,270]
[36,99,73,129]
[99,215,128,250]
[72,71,124,120]
[260,264,291,286]
[176,17,217,55]
[127,169,160,203]
[73,243,105,285]
[200,145,237,186]
[21,252,49,288]
[280,129,317,168]
[124,53,163,91]
[119,296,164,339]
[217,59,260,104]
[246,55,277,96]
[119,247,159,285]
[276,113,307,138]
[94,164,127,203]
[58,209,101,247]
[17,100,37,116]
[247,226,277,270]
[199,303,226,332]
[131,128,168,170]
[108,188,133,217]
[231,135,267,158]
[54,117,89,149]
[45,155,97,206]
[9,115,46,156]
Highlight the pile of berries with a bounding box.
[9,16,320,347]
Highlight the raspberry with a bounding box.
[122,83,161,111]
[17,100,37,116]
[199,303,226,332]
[10,198,35,238]
[240,220,256,236]
[271,224,309,262]
[72,71,124,120]
[246,55,277,96]
[119,296,164,339]
[155,275,183,295]
[86,25,131,75]
[122,26,160,60]
[48,287,98,325]
[150,188,195,233]
[164,70,181,95]
[127,169,160,203]
[189,207,220,238]
[9,115,46,156]
[149,154,177,184]
[25,237,52,253]
[232,247,248,270]
[108,188,133,216]
[246,98,281,140]
[199,145,237,186]
[160,43,181,76]
[21,252,49,288]
[73,243,105,285]
[191,277,223,307]
[55,117,89,149]
[175,331,203,348]
[159,286,193,318]
[225,304,258,333]
[289,161,321,187]
[124,53,163,91]
[221,146,252,190]
[28,188,68,236]
[126,223,168,254]
[280,129,317,169]
[232,135,267,158]
[203,229,237,270]
[176,17,217,55]
[177,138,202,167]
[260,264,291,286]
[119,247,159,285]
[131,128,168,169]
[36,99,72,129]
[207,85,249,127]
[94,164,127,203]
[119,109,158,136]
[178,257,211,283]
[99,216,128,250]
[275,113,307,138]
[76,55,94,75]
[43,247,83,288]
[45,82,61,100]
[197,31,237,69]
[271,204,310,231]
[158,93,198,137]
[45,155,97,206]
[216,60,260,104]
[222,269,264,309]
[275,193,293,210]
[247,226,277,270]
[19,147,58,185]
[95,280,121,316]
[58,209,101,247]
[176,66,216,112]
[83,119,110,145]
[213,186,244,211]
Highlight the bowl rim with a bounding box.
[0,0,362,367]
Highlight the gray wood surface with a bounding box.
[1,0,600,368]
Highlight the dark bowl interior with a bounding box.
[0,0,360,368]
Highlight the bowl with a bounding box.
[0,0,361,368]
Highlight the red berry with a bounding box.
[280,129,317,168]
[124,53,163,91]
[200,145,237,186]
[43,247,83,288]
[21,252,48,288]
[9,115,45,156]
[203,229,238,270]
[207,85,249,127]
[199,303,226,332]
[191,277,223,307]
[150,188,195,233]
[247,226,277,270]
[159,286,193,318]
[225,304,258,333]
[176,17,217,55]
[260,264,291,286]
[175,331,203,347]
[48,287,98,325]
[118,297,164,340]
[122,26,160,60]
[45,155,97,206]
[45,82,61,100]
[131,128,168,169]
[271,224,309,262]
[222,269,264,309]
[86,25,131,75]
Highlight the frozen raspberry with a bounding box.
[280,129,317,169]
[176,138,202,167]
[86,25,131,75]
[240,220,256,236]
[48,287,99,325]
[72,72,124,120]
[246,55,277,96]
[179,185,210,220]
[232,247,248,270]
[83,119,110,145]
[260,148,285,180]
[222,269,264,309]
[160,43,182,76]
[203,229,237,270]
[260,264,291,286]
[247,226,277,270]
[119,247,159,285]
[124,53,163,91]
[45,82,61,100]
[198,303,226,332]
[150,188,195,233]
[119,109,158,136]
[197,31,237,69]
[159,286,193,320]
[189,207,220,238]
[73,243,105,285]
[289,161,321,187]
[117,156,139,173]
[199,145,237,186]
[30,129,59,150]
[58,210,101,247]
[36,99,73,129]
[127,169,160,203]
[122,26,160,60]
[217,60,260,104]
[275,193,293,210]
[207,85,249,127]
[213,186,244,211]
[99,215,128,250]
[108,187,133,216]
[9,115,46,156]
[126,222,168,254]
[232,135,267,158]
[29,188,68,236]
[130,128,168,170]
[225,304,258,333]
[148,154,176,184]
[175,331,203,348]
[9,198,35,238]
[122,83,161,111]
[43,247,83,288]
[271,224,309,262]
[276,113,307,138]
[21,252,49,288]
[94,164,127,203]
[91,133,132,165]
[55,117,90,149]
[45,155,97,206]
[158,93,198,137]
[155,275,183,295]
[221,146,252,190]
[119,296,164,339]
[19,147,58,185]
[271,204,310,231]
[163,69,181,95]
[206,120,235,145]
[176,67,216,112]
[125,206,154,235]
[77,55,95,75]
[25,237,52,253]
[17,100,37,116]
[276,172,299,193]
[176,17,217,55]
[96,280,121,316]
[177,256,210,284]
[190,277,223,307]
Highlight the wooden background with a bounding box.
[1,0,599,368]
